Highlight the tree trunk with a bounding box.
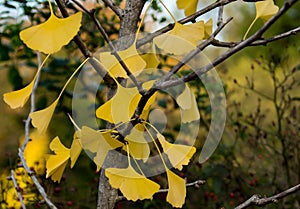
[97,1,146,209]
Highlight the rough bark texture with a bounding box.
[97,1,146,209]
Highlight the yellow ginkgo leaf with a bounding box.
[141,53,160,69]
[70,131,82,168]
[20,0,82,54]
[30,99,59,134]
[176,0,198,16]
[124,127,150,161]
[166,170,186,208]
[3,80,34,109]
[96,83,138,124]
[46,137,70,182]
[255,0,279,22]
[100,43,146,78]
[176,85,200,123]
[80,126,123,170]
[244,0,278,39]
[158,134,196,170]
[204,19,213,39]
[105,165,160,201]
[153,22,204,55]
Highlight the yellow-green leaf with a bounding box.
[80,126,123,170]
[3,80,34,109]
[176,0,198,16]
[166,170,186,208]
[204,19,213,39]
[158,134,196,170]
[255,0,279,22]
[153,22,204,55]
[100,43,145,78]
[46,137,70,183]
[105,165,160,201]
[30,99,59,134]
[70,131,82,168]
[20,1,82,54]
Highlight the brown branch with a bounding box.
[102,0,123,18]
[136,0,237,48]
[212,26,300,48]
[235,184,300,209]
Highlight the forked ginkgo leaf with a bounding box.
[20,0,82,54]
[105,165,160,201]
[100,43,146,78]
[124,127,150,161]
[176,85,200,123]
[153,22,204,55]
[70,131,82,168]
[176,0,198,16]
[255,0,279,22]
[46,137,70,183]
[158,133,196,170]
[244,0,278,39]
[96,83,138,124]
[3,80,34,109]
[166,170,186,208]
[80,126,123,170]
[30,99,59,134]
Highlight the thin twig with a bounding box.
[102,0,123,18]
[235,184,300,209]
[217,4,224,26]
[212,26,300,48]
[9,170,26,209]
[18,52,58,209]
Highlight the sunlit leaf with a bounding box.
[100,43,145,78]
[46,137,70,183]
[80,126,123,170]
[176,0,198,16]
[158,134,196,170]
[105,165,160,201]
[176,85,200,123]
[70,131,82,168]
[166,170,186,208]
[3,80,34,109]
[19,0,82,54]
[30,99,59,134]
[204,19,213,39]
[153,22,204,55]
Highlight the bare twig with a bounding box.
[212,26,300,48]
[235,184,300,209]
[102,0,123,18]
[9,170,26,209]
[18,52,58,209]
[217,4,224,26]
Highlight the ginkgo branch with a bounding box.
[102,0,123,18]
[136,0,237,48]
[234,184,300,209]
[158,0,299,89]
[212,26,300,47]
[8,170,26,209]
[18,52,58,209]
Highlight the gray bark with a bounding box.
[97,1,146,209]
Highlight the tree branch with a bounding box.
[8,170,26,209]
[102,0,123,18]
[235,184,300,209]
